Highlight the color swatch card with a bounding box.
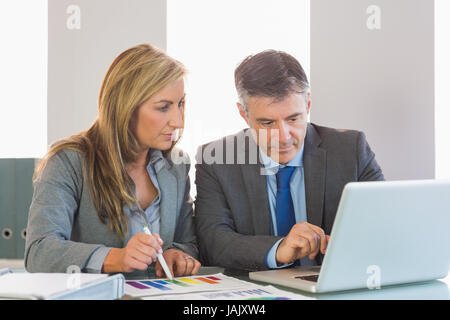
[142,285,313,300]
[125,273,257,297]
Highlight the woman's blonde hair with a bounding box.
[34,44,187,240]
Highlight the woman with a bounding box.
[25,44,201,278]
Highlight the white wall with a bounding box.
[310,0,435,181]
[1,0,449,184]
[435,0,450,179]
[167,0,310,193]
[0,1,47,158]
[48,0,166,146]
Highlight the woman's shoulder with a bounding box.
[49,148,84,171]
[38,148,85,186]
[166,147,191,175]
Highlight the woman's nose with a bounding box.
[168,106,183,128]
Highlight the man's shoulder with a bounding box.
[310,122,362,138]
[198,129,250,149]
[309,122,364,147]
[195,129,255,165]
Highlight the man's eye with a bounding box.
[288,118,298,122]
[178,100,185,108]
[262,121,273,126]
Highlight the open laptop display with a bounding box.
[249,180,450,293]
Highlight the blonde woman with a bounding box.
[25,44,201,278]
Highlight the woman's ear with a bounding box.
[128,105,140,136]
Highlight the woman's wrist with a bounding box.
[101,248,123,273]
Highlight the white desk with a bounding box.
[219,267,450,300]
[2,260,449,300]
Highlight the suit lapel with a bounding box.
[156,162,178,249]
[303,124,327,228]
[241,164,272,235]
[239,130,272,235]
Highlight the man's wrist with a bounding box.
[275,239,288,264]
[275,239,297,266]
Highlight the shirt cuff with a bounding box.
[169,242,199,260]
[265,238,295,269]
[83,246,112,273]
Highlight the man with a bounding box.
[194,50,384,271]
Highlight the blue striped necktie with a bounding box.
[276,166,296,237]
[276,166,314,267]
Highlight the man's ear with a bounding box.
[306,92,312,114]
[237,102,249,125]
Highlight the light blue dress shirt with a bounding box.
[260,145,315,269]
[83,149,164,273]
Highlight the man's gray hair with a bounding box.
[235,50,310,115]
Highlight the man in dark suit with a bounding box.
[194,50,384,271]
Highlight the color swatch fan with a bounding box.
[125,273,256,297]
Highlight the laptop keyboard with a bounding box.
[295,275,319,282]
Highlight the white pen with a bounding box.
[143,226,173,280]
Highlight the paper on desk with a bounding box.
[0,268,11,276]
[142,285,313,300]
[125,273,259,297]
[0,272,108,299]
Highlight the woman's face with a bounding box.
[133,78,185,151]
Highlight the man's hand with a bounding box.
[155,248,201,278]
[276,222,330,265]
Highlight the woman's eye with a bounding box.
[158,105,169,112]
[178,100,185,108]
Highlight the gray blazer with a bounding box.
[25,148,197,275]
[194,123,384,271]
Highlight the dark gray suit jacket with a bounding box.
[194,123,384,271]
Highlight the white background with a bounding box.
[0,0,47,158]
[435,0,450,179]
[0,0,448,181]
[167,0,310,171]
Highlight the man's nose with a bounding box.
[277,121,291,144]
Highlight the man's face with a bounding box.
[238,92,310,164]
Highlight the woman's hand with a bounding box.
[155,248,201,278]
[102,233,163,273]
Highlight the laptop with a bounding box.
[249,180,450,293]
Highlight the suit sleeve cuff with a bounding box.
[168,242,199,260]
[83,246,112,273]
[265,238,294,269]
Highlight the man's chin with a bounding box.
[269,148,297,164]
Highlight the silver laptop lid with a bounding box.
[317,180,450,293]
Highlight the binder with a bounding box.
[0,159,16,258]
[14,159,35,259]
[0,269,125,300]
[0,158,35,259]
